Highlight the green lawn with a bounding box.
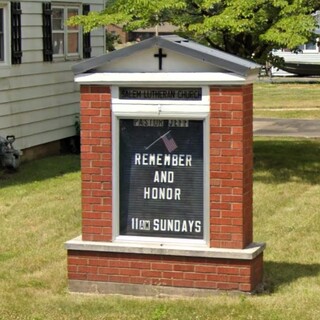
[253,82,320,119]
[0,138,320,319]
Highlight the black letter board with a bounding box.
[119,119,204,239]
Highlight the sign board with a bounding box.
[119,87,202,101]
[119,119,204,239]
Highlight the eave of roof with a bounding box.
[74,72,257,86]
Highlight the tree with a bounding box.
[68,0,320,64]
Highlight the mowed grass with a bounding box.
[253,82,320,119]
[0,139,320,319]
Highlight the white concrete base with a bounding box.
[68,280,254,297]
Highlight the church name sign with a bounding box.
[119,119,204,239]
[119,87,202,101]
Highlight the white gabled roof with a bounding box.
[73,35,261,79]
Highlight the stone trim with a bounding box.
[66,236,265,261]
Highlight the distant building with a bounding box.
[107,23,178,46]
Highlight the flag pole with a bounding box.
[145,130,171,150]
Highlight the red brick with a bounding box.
[163,271,184,279]
[172,279,194,287]
[194,265,217,273]
[109,275,131,283]
[221,134,243,142]
[184,273,206,281]
[88,259,107,267]
[207,274,228,282]
[211,187,232,195]
[118,268,141,276]
[141,270,162,278]
[82,226,102,234]
[221,225,242,233]
[82,197,101,205]
[221,195,243,202]
[210,141,232,149]
[130,261,151,269]
[68,273,87,280]
[211,156,232,164]
[151,263,173,271]
[159,279,173,286]
[81,119,92,128]
[98,267,120,275]
[232,218,243,226]
[80,86,90,93]
[210,203,232,210]
[213,95,233,103]
[87,274,109,282]
[107,260,129,268]
[78,266,98,274]
[221,119,243,127]
[228,275,249,283]
[217,282,239,290]
[239,283,252,292]
[173,264,195,272]
[67,265,77,272]
[217,267,240,275]
[89,86,110,94]
[194,281,218,289]
[68,257,87,266]
[211,218,232,225]
[221,210,242,218]
[211,127,231,134]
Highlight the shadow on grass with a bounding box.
[0,154,80,188]
[263,261,320,293]
[254,139,320,184]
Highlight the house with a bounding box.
[272,11,320,76]
[107,23,178,47]
[0,0,105,160]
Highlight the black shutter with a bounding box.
[42,2,53,62]
[11,2,22,64]
[82,4,91,59]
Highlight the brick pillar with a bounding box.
[209,84,253,249]
[80,85,113,241]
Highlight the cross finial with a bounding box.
[154,48,167,70]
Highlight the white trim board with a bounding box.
[74,72,255,86]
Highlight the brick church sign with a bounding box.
[66,35,266,295]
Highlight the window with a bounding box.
[43,3,90,61]
[52,5,80,59]
[314,10,320,27]
[296,11,320,53]
[0,3,8,64]
[1,2,22,65]
[299,41,318,52]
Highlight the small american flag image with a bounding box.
[162,132,178,153]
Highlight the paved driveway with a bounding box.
[253,118,320,138]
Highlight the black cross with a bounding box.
[154,48,167,70]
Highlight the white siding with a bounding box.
[0,0,105,150]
